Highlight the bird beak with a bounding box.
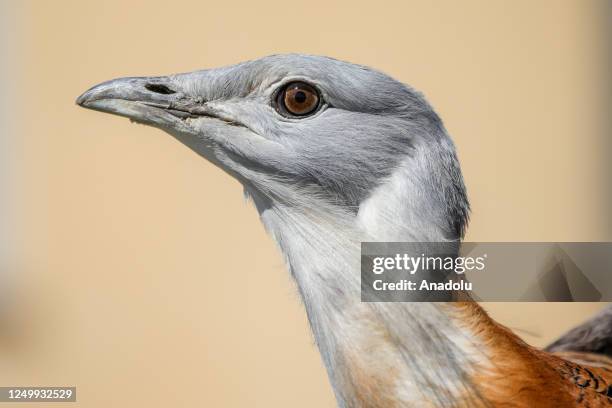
[76,76,207,130]
[76,73,290,178]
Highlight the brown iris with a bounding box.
[278,82,320,117]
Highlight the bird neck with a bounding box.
[251,192,494,407]
[242,144,508,406]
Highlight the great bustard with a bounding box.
[77,55,612,407]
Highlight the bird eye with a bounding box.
[276,82,320,117]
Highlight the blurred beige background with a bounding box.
[2,0,611,407]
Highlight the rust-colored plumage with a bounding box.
[453,303,612,407]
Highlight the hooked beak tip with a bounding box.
[75,82,109,108]
[75,92,90,107]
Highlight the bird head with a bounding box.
[77,55,468,241]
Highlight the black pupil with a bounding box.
[294,90,307,104]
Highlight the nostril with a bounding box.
[144,83,176,95]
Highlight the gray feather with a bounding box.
[546,304,612,357]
